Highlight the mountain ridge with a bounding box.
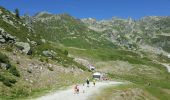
[0,6,170,100]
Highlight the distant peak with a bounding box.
[34,11,52,18]
[81,18,97,23]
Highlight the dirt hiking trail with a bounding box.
[35,81,123,100]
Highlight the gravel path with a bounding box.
[35,81,123,100]
[162,63,170,73]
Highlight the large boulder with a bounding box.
[0,9,2,15]
[0,27,16,43]
[0,63,10,70]
[41,39,46,43]
[2,15,15,27]
[168,54,170,59]
[42,50,53,57]
[5,33,15,41]
[0,28,7,43]
[15,42,31,54]
[0,27,5,33]
[0,35,5,43]
[3,33,16,43]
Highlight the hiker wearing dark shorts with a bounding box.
[93,79,96,86]
[86,79,90,87]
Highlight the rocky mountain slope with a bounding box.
[82,16,170,53]
[0,6,170,100]
[0,7,91,99]
[30,12,170,54]
[31,12,115,49]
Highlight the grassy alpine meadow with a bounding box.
[89,84,152,100]
[1,2,170,100]
[107,64,170,100]
[64,46,170,100]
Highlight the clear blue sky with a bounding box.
[0,0,170,19]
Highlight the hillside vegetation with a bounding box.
[0,6,170,100]
[32,13,116,49]
[0,7,90,99]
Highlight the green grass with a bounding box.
[32,42,89,71]
[8,65,20,77]
[89,84,129,100]
[68,47,158,66]
[61,38,92,49]
[66,45,170,100]
[0,52,10,64]
[0,52,20,87]
[145,86,170,100]
[108,69,170,100]
[33,12,116,49]
[90,84,155,100]
[0,52,20,77]
[66,47,170,100]
[1,6,170,100]
[34,43,170,100]
[0,7,90,99]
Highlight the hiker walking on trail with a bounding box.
[74,85,79,94]
[93,79,96,86]
[82,84,85,93]
[86,79,90,87]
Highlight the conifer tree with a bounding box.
[15,8,20,18]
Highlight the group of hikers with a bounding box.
[74,78,96,94]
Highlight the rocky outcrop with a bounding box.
[0,27,16,43]
[0,35,5,43]
[42,50,53,57]
[168,54,170,58]
[41,39,46,43]
[0,63,10,70]
[15,42,31,54]
[2,15,16,27]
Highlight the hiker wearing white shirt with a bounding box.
[82,84,85,93]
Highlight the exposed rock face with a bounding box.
[0,9,2,15]
[0,27,16,43]
[0,27,5,33]
[5,33,16,42]
[82,16,170,53]
[2,15,15,27]
[15,42,31,54]
[0,63,10,70]
[74,58,93,69]
[0,35,5,43]
[168,54,170,58]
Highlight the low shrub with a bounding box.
[0,74,17,87]
[45,58,49,63]
[64,50,68,56]
[47,66,54,71]
[16,61,20,65]
[27,69,32,73]
[39,58,44,62]
[0,52,9,63]
[9,65,20,77]
[5,46,13,52]
[3,79,12,87]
